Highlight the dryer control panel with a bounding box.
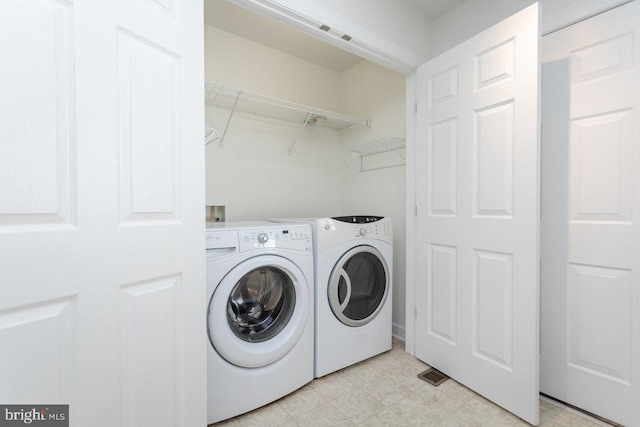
[238,225,312,252]
[332,215,383,224]
[315,216,393,250]
[349,221,392,240]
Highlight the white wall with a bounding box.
[205,25,347,220]
[205,25,341,110]
[205,112,347,220]
[337,60,407,338]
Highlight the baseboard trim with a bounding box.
[392,322,405,341]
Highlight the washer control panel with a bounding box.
[238,225,312,252]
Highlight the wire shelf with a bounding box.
[341,137,406,156]
[340,137,406,171]
[204,81,369,132]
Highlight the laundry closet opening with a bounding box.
[202,1,640,425]
[203,0,409,340]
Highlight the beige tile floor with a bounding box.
[211,339,610,426]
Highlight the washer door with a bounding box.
[328,245,389,327]
[208,255,310,368]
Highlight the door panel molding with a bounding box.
[415,3,540,424]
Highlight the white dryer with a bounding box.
[272,216,393,378]
[206,222,314,424]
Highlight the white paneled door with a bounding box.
[541,2,640,425]
[0,1,205,426]
[415,4,540,424]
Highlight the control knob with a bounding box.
[359,228,367,236]
[257,232,269,244]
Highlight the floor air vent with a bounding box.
[417,368,449,387]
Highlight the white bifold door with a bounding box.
[541,2,640,426]
[415,3,540,424]
[0,1,205,426]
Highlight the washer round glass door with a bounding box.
[208,255,310,368]
[328,245,389,327]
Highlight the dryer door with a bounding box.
[328,245,389,327]
[208,255,310,368]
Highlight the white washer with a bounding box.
[206,222,314,424]
[272,216,393,378]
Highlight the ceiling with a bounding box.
[204,0,467,72]
[402,0,467,21]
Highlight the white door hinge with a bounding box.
[414,102,418,114]
[415,205,418,216]
[414,306,417,319]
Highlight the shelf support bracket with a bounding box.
[219,91,241,148]
[287,111,314,155]
[205,128,219,146]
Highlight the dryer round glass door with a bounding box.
[208,255,310,368]
[328,245,389,327]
